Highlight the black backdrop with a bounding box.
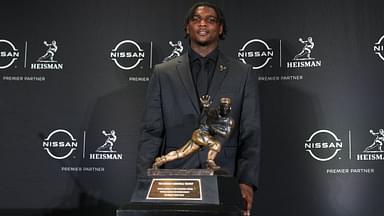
[1,0,384,215]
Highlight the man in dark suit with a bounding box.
[136,2,261,215]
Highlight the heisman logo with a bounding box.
[31,40,63,70]
[304,130,343,161]
[293,37,315,61]
[96,130,117,153]
[286,37,321,68]
[110,40,145,70]
[89,130,122,160]
[0,39,19,69]
[163,41,183,62]
[356,129,384,161]
[238,39,273,69]
[37,40,58,63]
[43,129,78,160]
[363,129,384,153]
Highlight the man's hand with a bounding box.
[239,183,254,216]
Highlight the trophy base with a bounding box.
[120,170,242,216]
[128,169,242,205]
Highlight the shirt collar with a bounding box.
[188,47,219,63]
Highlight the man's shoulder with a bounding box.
[154,54,186,72]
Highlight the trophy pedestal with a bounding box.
[117,169,242,216]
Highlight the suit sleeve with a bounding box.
[236,65,261,190]
[136,66,164,177]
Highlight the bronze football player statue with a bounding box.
[152,95,234,170]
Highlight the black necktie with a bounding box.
[197,58,208,99]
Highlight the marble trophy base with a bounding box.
[117,169,243,216]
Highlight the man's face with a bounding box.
[186,6,223,47]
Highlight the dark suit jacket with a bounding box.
[136,52,261,189]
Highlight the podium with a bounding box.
[117,169,243,216]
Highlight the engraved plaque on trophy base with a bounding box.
[118,169,242,216]
[146,178,202,200]
[130,172,220,204]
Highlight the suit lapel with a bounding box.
[176,54,200,113]
[208,52,229,99]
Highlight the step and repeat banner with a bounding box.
[1,0,384,215]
